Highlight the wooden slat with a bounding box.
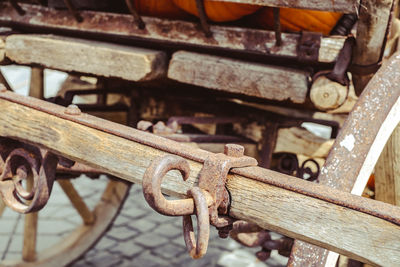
[0,3,346,64]
[207,0,359,12]
[168,51,309,103]
[375,124,400,205]
[0,99,400,265]
[5,34,167,82]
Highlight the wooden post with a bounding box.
[29,67,44,99]
[352,0,394,94]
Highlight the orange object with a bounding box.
[173,0,261,22]
[367,174,375,190]
[134,0,190,19]
[254,7,342,35]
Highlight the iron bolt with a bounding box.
[64,104,81,115]
[0,84,6,92]
[224,144,244,158]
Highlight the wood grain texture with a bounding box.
[375,125,400,205]
[168,51,309,103]
[206,0,359,12]
[0,99,400,265]
[352,0,394,93]
[29,67,44,100]
[275,127,334,158]
[310,76,348,111]
[0,3,345,64]
[5,34,167,81]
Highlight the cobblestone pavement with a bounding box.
[1,176,288,267]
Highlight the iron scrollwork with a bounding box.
[0,137,59,213]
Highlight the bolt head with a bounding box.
[64,104,81,115]
[0,84,7,92]
[224,144,244,157]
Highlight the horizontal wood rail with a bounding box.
[206,0,359,13]
[0,91,399,266]
[0,3,346,65]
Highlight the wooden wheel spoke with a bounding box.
[22,212,38,262]
[58,180,95,225]
[23,177,38,262]
[0,198,6,218]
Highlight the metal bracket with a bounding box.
[297,31,321,63]
[142,144,257,259]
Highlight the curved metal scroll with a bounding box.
[288,52,400,266]
[0,138,59,213]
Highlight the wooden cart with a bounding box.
[0,0,399,266]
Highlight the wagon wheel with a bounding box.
[0,173,130,267]
[0,71,131,267]
[287,53,400,265]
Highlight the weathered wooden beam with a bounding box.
[0,96,400,266]
[5,34,167,81]
[168,51,309,103]
[352,0,394,94]
[207,0,359,12]
[0,3,346,64]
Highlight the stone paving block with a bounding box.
[0,234,10,252]
[146,213,178,224]
[120,205,148,219]
[127,218,157,232]
[112,214,135,227]
[134,233,169,248]
[86,251,123,267]
[2,252,20,262]
[153,243,187,259]
[36,235,63,251]
[6,234,22,253]
[153,221,182,238]
[123,251,170,267]
[106,226,138,242]
[0,218,18,234]
[94,237,119,251]
[109,241,144,258]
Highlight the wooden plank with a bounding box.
[5,34,167,81]
[207,0,359,12]
[168,51,309,103]
[352,0,394,94]
[0,3,345,64]
[275,127,334,158]
[29,67,44,99]
[375,124,400,205]
[0,99,400,265]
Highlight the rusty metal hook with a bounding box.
[183,187,210,259]
[142,155,212,216]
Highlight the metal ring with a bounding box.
[142,155,195,216]
[182,187,210,259]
